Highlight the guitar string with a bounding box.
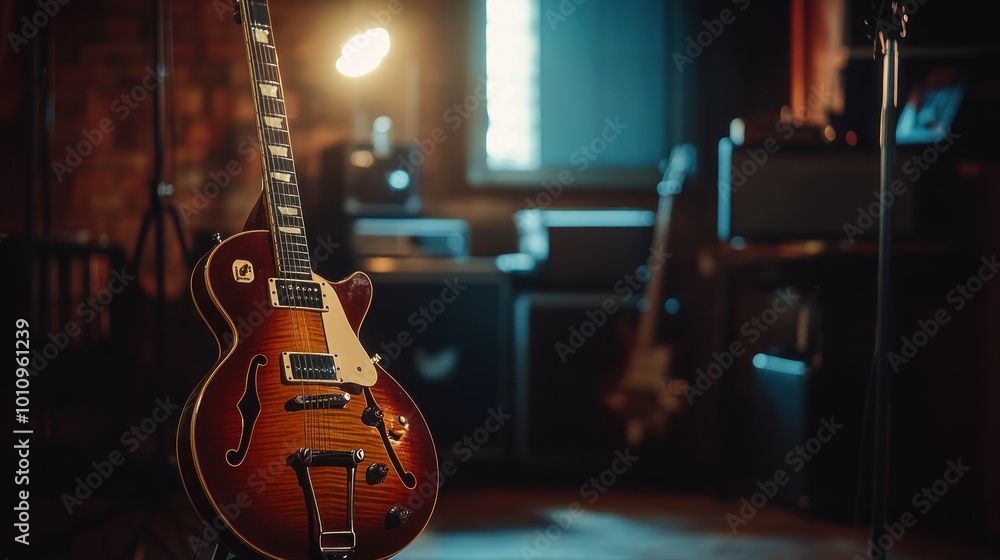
[248,0,315,454]
[268,1,323,455]
[267,2,317,454]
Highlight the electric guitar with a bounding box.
[176,2,437,558]
[605,144,695,446]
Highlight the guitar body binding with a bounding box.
[178,231,438,559]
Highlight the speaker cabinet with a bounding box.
[717,264,874,524]
[332,143,422,217]
[715,138,963,242]
[361,264,511,462]
[513,292,639,468]
[513,209,655,289]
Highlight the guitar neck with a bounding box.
[633,193,672,349]
[632,144,694,350]
[239,0,311,280]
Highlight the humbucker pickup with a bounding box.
[268,278,327,310]
[281,352,340,384]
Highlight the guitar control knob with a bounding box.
[362,407,384,427]
[366,462,390,485]
[384,506,412,529]
[389,416,409,440]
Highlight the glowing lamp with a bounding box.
[336,27,390,77]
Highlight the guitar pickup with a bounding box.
[282,352,340,384]
[285,393,351,412]
[268,278,327,310]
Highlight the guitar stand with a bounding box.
[210,543,242,560]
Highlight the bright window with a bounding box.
[473,0,674,187]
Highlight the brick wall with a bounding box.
[3,0,445,292]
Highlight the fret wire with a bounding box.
[244,1,311,280]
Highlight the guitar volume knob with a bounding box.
[366,462,390,485]
[384,506,412,529]
[362,407,384,427]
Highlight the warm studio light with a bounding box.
[349,149,374,168]
[336,27,391,77]
[372,115,393,157]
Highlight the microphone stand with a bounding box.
[131,0,190,460]
[120,0,196,556]
[869,2,907,557]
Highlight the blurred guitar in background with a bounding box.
[605,144,696,447]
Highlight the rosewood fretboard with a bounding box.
[239,0,311,281]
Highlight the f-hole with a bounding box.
[227,354,267,466]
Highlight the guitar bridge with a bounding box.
[285,393,351,411]
[287,448,365,559]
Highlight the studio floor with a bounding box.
[28,481,998,560]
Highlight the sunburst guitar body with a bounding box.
[176,2,437,558]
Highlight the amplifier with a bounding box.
[716,137,958,242]
[352,218,469,258]
[513,209,655,288]
[361,264,512,462]
[333,142,422,217]
[513,292,639,468]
